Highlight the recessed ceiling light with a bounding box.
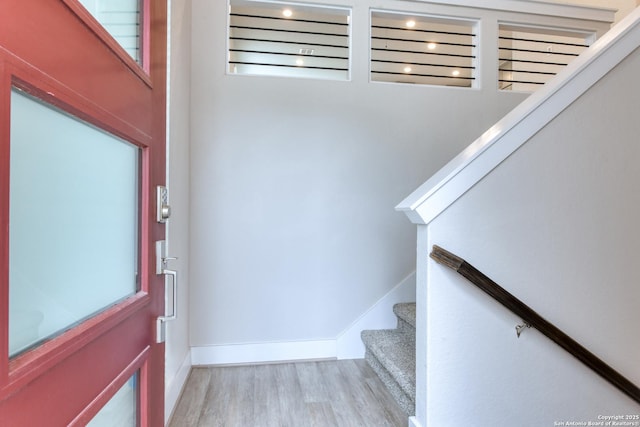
[296,58,304,66]
[427,42,437,50]
[451,69,461,76]
[403,66,412,73]
[283,9,293,17]
[406,20,416,28]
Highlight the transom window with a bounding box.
[370,11,477,88]
[498,23,593,92]
[228,0,351,81]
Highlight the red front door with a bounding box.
[0,1,167,425]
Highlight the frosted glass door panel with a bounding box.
[9,89,139,357]
[87,372,138,427]
[78,0,141,63]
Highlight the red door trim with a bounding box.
[0,58,9,386]
[61,0,153,86]
[10,74,153,148]
[0,309,153,425]
[0,2,155,138]
[0,56,155,400]
[147,1,168,423]
[69,346,150,426]
[5,293,150,399]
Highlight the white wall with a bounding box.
[187,0,614,359]
[421,43,640,426]
[165,0,192,422]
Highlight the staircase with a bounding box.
[361,303,416,416]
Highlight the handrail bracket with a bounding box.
[515,321,532,338]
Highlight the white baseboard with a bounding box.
[165,350,192,425]
[189,271,416,365]
[336,271,416,359]
[191,339,337,366]
[408,416,423,427]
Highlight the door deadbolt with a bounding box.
[160,204,171,221]
[157,185,171,223]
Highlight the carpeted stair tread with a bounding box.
[361,328,415,413]
[393,303,416,332]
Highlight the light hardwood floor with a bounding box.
[168,359,407,427]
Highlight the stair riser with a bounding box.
[365,350,415,416]
[396,317,415,335]
[362,302,416,417]
[393,303,416,331]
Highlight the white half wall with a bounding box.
[421,43,640,426]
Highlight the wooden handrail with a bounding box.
[430,244,640,404]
